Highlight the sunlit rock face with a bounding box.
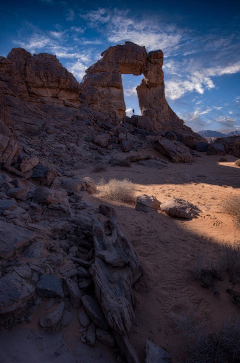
[81,42,148,120]
[1,48,81,103]
[0,43,197,137]
[81,41,190,133]
[0,48,83,135]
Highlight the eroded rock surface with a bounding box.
[154,138,194,163]
[0,220,33,259]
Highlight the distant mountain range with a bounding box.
[198,130,240,138]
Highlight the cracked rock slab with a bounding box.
[0,220,33,259]
[0,271,35,314]
[145,340,172,363]
[36,275,64,298]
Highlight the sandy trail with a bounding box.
[83,151,240,362]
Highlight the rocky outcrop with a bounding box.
[207,143,226,156]
[81,42,200,138]
[215,136,240,158]
[81,42,147,120]
[1,48,81,103]
[0,47,85,136]
[154,138,194,163]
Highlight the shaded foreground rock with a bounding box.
[113,331,140,363]
[33,187,67,204]
[0,220,33,259]
[160,198,200,219]
[36,275,64,298]
[65,277,82,308]
[145,340,172,363]
[40,301,65,329]
[0,328,116,363]
[215,135,240,158]
[154,138,193,163]
[82,295,109,330]
[207,143,226,155]
[78,309,91,328]
[92,221,142,335]
[96,328,114,347]
[0,271,35,314]
[86,322,96,346]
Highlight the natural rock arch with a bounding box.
[81,41,186,132]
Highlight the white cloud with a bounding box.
[14,35,51,53]
[126,108,133,116]
[188,107,212,121]
[70,26,85,34]
[124,87,137,97]
[50,31,65,39]
[66,9,75,21]
[165,61,240,100]
[67,60,87,80]
[82,8,185,53]
[216,116,236,123]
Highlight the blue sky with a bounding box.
[0,0,240,132]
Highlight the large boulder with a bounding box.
[215,136,240,158]
[33,187,67,204]
[160,198,200,219]
[154,138,193,163]
[0,271,35,314]
[207,143,226,155]
[0,220,33,259]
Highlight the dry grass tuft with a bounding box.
[98,178,136,204]
[190,257,222,293]
[186,319,240,363]
[92,164,107,173]
[221,242,240,285]
[223,196,240,230]
[235,159,240,167]
[173,313,240,363]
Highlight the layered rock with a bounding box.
[1,48,81,103]
[81,41,200,138]
[215,136,240,158]
[0,48,83,135]
[81,42,147,120]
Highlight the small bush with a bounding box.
[98,178,136,204]
[92,164,107,173]
[235,159,240,167]
[223,196,240,230]
[221,242,240,285]
[186,319,240,363]
[109,158,131,167]
[190,257,222,293]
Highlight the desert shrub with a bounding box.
[109,158,131,167]
[98,178,136,204]
[186,319,240,363]
[223,196,240,230]
[190,257,222,293]
[221,242,240,285]
[172,313,240,363]
[92,164,107,173]
[219,157,228,162]
[235,159,240,167]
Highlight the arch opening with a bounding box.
[121,74,143,117]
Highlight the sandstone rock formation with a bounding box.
[81,41,199,137]
[215,136,240,158]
